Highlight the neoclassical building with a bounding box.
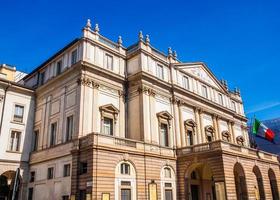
[0,64,34,200]
[4,19,279,200]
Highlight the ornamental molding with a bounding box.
[77,77,100,88]
[137,86,156,96]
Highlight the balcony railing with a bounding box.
[177,140,279,162]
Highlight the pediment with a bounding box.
[99,104,119,114]
[156,111,173,120]
[174,62,228,93]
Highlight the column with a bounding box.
[179,101,186,147]
[229,121,236,144]
[213,115,220,140]
[195,108,202,144]
[173,99,181,148]
[118,90,125,138]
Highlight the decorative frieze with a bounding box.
[77,77,100,88]
[137,86,156,96]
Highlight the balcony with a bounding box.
[177,140,279,163]
[76,132,176,158]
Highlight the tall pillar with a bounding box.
[213,115,220,140]
[195,108,203,144]
[179,101,186,147]
[229,121,236,144]
[173,99,181,148]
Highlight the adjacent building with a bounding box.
[0,64,34,200]
[1,19,280,200]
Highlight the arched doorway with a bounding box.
[268,168,279,200]
[184,163,216,200]
[234,163,248,200]
[0,170,16,200]
[253,166,265,200]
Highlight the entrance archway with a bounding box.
[253,166,265,200]
[184,163,216,200]
[0,170,18,200]
[268,168,279,200]
[234,163,248,200]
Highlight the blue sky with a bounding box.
[0,0,279,121]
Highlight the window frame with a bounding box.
[13,104,24,123]
[65,115,74,142]
[47,167,54,180]
[63,164,71,177]
[39,70,45,86]
[100,104,119,136]
[218,93,223,105]
[49,122,57,147]
[71,49,78,65]
[156,64,164,80]
[56,60,62,76]
[30,171,35,183]
[105,54,113,70]
[182,75,190,90]
[120,163,130,175]
[205,125,215,142]
[79,161,88,175]
[32,130,39,151]
[8,130,21,152]
[201,85,208,98]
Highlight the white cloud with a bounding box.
[246,102,280,114]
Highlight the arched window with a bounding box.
[184,120,196,146]
[115,161,136,200]
[234,163,248,200]
[205,126,215,142]
[161,166,176,200]
[236,136,245,146]
[120,163,130,175]
[222,131,231,142]
[164,167,171,178]
[268,168,279,200]
[253,166,265,199]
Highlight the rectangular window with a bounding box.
[232,101,236,111]
[50,122,57,147]
[218,93,223,105]
[8,131,21,152]
[56,60,62,75]
[165,189,173,200]
[201,85,208,98]
[120,164,130,175]
[13,105,24,123]
[186,130,193,146]
[65,115,74,142]
[160,123,169,147]
[32,130,39,151]
[39,71,45,86]
[71,49,78,65]
[62,196,69,200]
[157,65,164,79]
[121,188,131,200]
[79,162,87,175]
[30,171,35,183]
[28,188,33,200]
[63,164,71,177]
[103,117,113,135]
[105,54,113,70]
[47,167,54,179]
[182,76,189,90]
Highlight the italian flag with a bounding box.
[252,118,275,142]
